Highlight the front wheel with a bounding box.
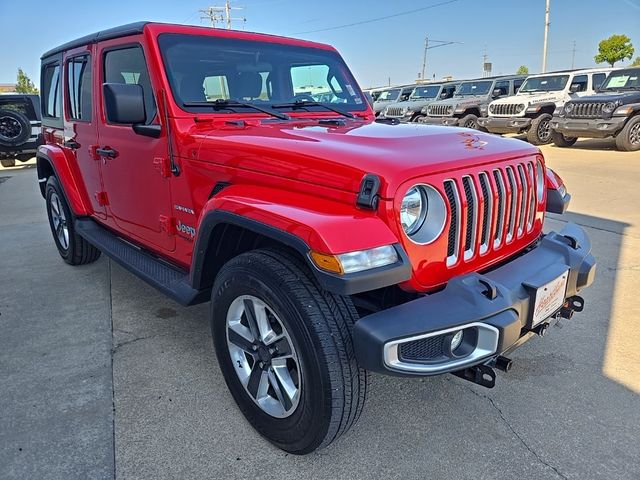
[615,115,640,152]
[527,113,553,145]
[211,249,367,454]
[459,113,479,129]
[551,130,578,148]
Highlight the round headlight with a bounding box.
[536,160,545,202]
[400,186,427,235]
[516,104,525,113]
[564,103,574,114]
[489,104,495,113]
[602,102,617,114]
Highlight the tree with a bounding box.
[15,68,39,94]
[594,34,634,67]
[516,65,529,75]
[632,57,640,67]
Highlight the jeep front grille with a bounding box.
[490,103,521,116]
[567,102,605,118]
[385,107,405,117]
[429,104,453,116]
[443,160,538,267]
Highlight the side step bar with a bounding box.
[75,218,209,306]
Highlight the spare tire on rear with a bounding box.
[0,109,31,147]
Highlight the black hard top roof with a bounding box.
[41,22,149,59]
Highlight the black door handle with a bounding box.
[96,147,118,158]
[63,140,80,149]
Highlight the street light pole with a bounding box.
[541,0,550,72]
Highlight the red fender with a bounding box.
[200,184,398,254]
[37,145,93,216]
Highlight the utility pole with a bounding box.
[571,40,576,69]
[541,0,550,72]
[421,37,429,82]
[200,1,245,29]
[419,36,462,83]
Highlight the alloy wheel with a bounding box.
[49,192,69,250]
[630,122,640,145]
[226,295,301,418]
[0,115,22,140]
[538,118,552,142]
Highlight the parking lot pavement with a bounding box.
[1,142,640,480]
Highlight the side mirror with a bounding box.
[363,91,374,107]
[492,88,502,98]
[569,83,581,93]
[103,83,146,124]
[440,92,448,98]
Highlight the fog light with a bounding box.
[450,330,464,351]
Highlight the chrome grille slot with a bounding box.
[462,176,478,260]
[516,164,528,236]
[478,172,493,254]
[429,104,453,116]
[527,163,536,229]
[492,103,520,116]
[569,102,605,119]
[492,170,506,247]
[385,107,405,117]
[505,166,518,243]
[444,180,461,266]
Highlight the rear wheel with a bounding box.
[459,113,479,129]
[551,130,578,148]
[1,158,16,168]
[527,113,553,145]
[45,177,101,265]
[211,249,367,454]
[615,115,640,152]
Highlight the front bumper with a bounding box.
[419,116,460,126]
[353,223,596,376]
[550,115,628,138]
[476,116,532,133]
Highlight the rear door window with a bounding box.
[42,64,62,118]
[67,56,92,121]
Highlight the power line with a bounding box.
[200,1,246,29]
[293,0,458,35]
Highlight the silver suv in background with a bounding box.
[477,68,614,145]
[372,85,415,117]
[381,82,459,122]
[419,75,525,129]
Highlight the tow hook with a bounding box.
[492,355,513,373]
[452,364,496,388]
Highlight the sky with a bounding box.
[1,0,639,89]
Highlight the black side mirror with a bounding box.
[103,83,146,124]
[363,92,374,107]
[569,83,581,93]
[492,88,502,98]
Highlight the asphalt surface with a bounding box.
[1,137,639,480]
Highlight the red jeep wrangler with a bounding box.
[37,22,595,454]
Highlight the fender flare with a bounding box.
[190,186,411,296]
[528,102,557,115]
[36,145,92,216]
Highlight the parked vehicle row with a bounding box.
[370,66,640,151]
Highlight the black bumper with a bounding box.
[353,223,596,376]
[550,115,628,138]
[476,116,532,133]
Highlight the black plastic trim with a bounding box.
[546,188,571,214]
[190,210,412,296]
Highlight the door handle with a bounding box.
[63,140,80,149]
[96,147,118,158]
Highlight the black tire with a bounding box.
[45,177,101,265]
[211,249,367,454]
[459,113,479,129]
[0,109,31,147]
[1,158,16,168]
[527,113,553,145]
[615,115,640,152]
[551,130,578,148]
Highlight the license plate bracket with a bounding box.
[527,270,569,328]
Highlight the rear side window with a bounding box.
[67,56,92,121]
[42,64,61,118]
[592,73,606,90]
[514,79,524,93]
[103,46,156,124]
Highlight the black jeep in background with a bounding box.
[550,68,640,151]
[0,94,42,167]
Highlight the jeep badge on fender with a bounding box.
[36,22,596,454]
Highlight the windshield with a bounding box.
[377,89,400,101]
[410,85,441,99]
[158,33,367,114]
[519,75,569,92]
[599,70,640,90]
[455,80,493,96]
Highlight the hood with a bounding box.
[570,90,640,104]
[195,119,539,199]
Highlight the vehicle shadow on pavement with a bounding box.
[109,211,640,480]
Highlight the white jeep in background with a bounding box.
[477,68,615,145]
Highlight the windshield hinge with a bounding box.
[356,174,381,210]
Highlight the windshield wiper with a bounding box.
[272,99,355,118]
[183,99,291,121]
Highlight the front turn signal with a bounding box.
[310,245,399,275]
